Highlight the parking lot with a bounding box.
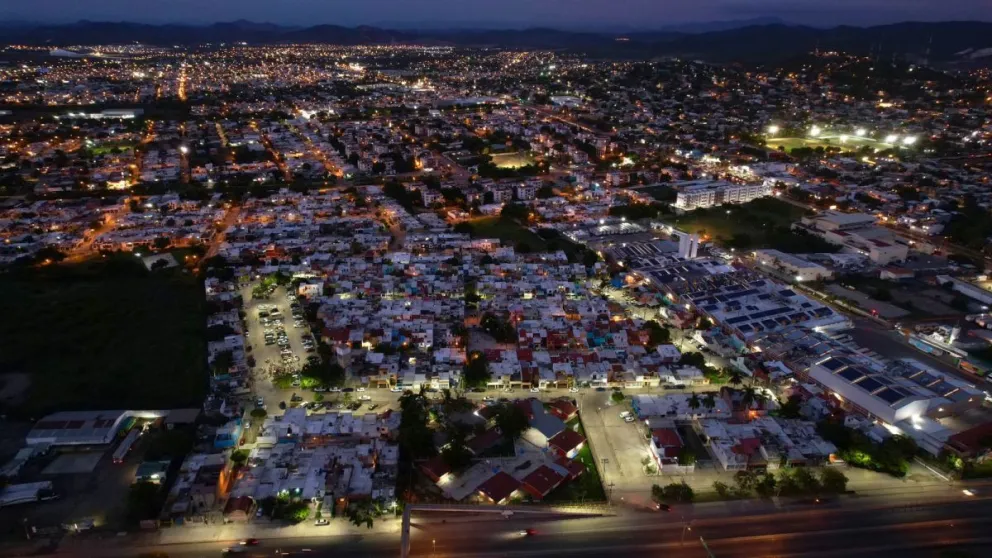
[576,390,657,506]
[241,282,318,411]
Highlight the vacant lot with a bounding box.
[668,198,830,253]
[469,216,548,252]
[0,257,207,416]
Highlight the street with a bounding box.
[76,494,992,557]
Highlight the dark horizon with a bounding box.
[4,0,991,29]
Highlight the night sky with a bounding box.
[7,0,991,28]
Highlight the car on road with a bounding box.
[595,387,606,391]
[358,395,372,401]
[314,518,329,526]
[367,403,379,410]
[529,387,541,393]
[256,397,264,407]
[240,538,260,546]
[329,387,342,393]
[390,387,403,392]
[656,503,671,512]
[356,387,367,392]
[313,386,327,392]
[569,387,580,393]
[483,396,496,403]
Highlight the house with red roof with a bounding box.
[419,455,452,483]
[521,464,567,500]
[547,399,578,422]
[548,428,586,459]
[476,471,522,505]
[649,427,694,473]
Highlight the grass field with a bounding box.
[469,216,548,251]
[490,152,536,169]
[0,257,207,416]
[767,136,894,154]
[668,198,833,253]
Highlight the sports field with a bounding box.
[768,136,895,153]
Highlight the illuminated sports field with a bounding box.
[767,135,896,153]
[490,151,536,169]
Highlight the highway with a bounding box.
[99,496,992,557]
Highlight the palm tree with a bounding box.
[688,393,702,415]
[727,368,745,388]
[702,393,716,412]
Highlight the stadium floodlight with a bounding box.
[809,126,822,137]
[902,136,917,145]
[767,125,780,135]
[884,134,899,144]
[855,128,867,137]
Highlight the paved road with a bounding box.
[101,496,992,557]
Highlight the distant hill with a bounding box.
[1,20,990,63]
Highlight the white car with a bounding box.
[569,387,580,393]
[483,396,496,403]
[624,416,636,423]
[358,395,372,401]
[619,411,632,419]
[356,387,367,392]
[329,387,342,393]
[530,387,541,393]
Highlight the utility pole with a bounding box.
[681,517,692,545]
[700,536,716,558]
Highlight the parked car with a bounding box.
[356,387,367,392]
[314,519,329,526]
[569,387,580,393]
[529,387,541,393]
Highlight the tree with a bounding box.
[734,470,757,494]
[231,449,249,467]
[819,468,849,494]
[678,352,706,368]
[495,403,530,441]
[727,369,745,388]
[688,393,701,413]
[792,467,822,495]
[441,425,474,472]
[250,408,267,419]
[643,320,671,348]
[653,482,694,504]
[346,501,384,529]
[777,395,803,419]
[713,481,732,498]
[754,473,777,498]
[611,390,625,403]
[500,203,529,221]
[702,394,716,411]
[677,448,696,466]
[463,351,491,389]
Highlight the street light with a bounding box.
[766,125,779,135]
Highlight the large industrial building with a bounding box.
[795,211,908,264]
